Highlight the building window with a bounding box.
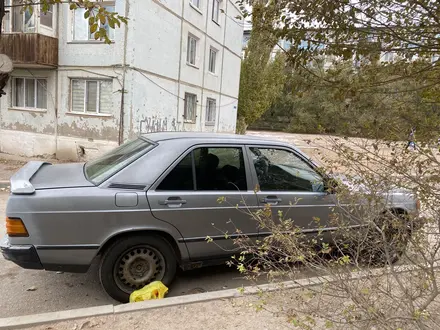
[184,93,197,122]
[40,4,53,28]
[382,52,395,63]
[71,79,112,114]
[187,35,197,66]
[2,0,10,33]
[12,78,48,110]
[212,0,220,23]
[74,2,115,41]
[190,0,201,9]
[208,47,217,73]
[2,0,35,33]
[205,98,216,125]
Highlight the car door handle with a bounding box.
[159,197,187,206]
[260,196,282,205]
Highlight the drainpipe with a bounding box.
[54,3,60,157]
[118,0,129,145]
[176,0,185,131]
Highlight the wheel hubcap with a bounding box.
[114,246,166,293]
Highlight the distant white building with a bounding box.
[0,0,243,160]
[242,26,419,69]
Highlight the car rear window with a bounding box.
[85,137,154,185]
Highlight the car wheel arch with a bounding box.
[97,229,183,264]
[383,207,419,231]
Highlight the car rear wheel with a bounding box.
[99,234,177,303]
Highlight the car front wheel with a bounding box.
[99,234,177,303]
[360,211,411,266]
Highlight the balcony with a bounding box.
[0,33,58,68]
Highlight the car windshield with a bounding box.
[85,137,154,185]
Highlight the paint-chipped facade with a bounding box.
[0,0,243,160]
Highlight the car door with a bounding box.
[147,144,259,260]
[246,145,338,242]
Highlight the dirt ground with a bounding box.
[0,158,25,183]
[22,297,290,330]
[0,153,63,182]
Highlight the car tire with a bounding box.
[99,234,177,303]
[360,211,411,266]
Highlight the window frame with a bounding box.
[2,0,11,33]
[70,78,113,114]
[11,77,48,110]
[212,0,220,23]
[208,47,218,73]
[190,0,202,10]
[5,0,36,33]
[245,145,327,193]
[73,1,115,42]
[153,144,251,192]
[39,4,53,28]
[183,92,197,123]
[205,97,216,125]
[187,34,198,66]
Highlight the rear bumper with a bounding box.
[0,237,43,270]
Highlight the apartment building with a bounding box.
[0,0,243,159]
[242,26,411,69]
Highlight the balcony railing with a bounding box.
[0,33,58,67]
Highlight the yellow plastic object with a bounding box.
[129,281,169,303]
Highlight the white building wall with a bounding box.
[217,95,238,132]
[180,21,206,87]
[55,68,122,160]
[203,38,223,92]
[221,49,241,98]
[183,0,207,31]
[128,0,181,80]
[0,0,243,160]
[124,69,179,138]
[206,0,226,42]
[0,69,57,157]
[57,2,125,67]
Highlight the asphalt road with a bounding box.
[0,191,260,318]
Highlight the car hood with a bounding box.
[331,173,408,194]
[30,163,94,190]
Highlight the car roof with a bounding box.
[141,132,285,145]
[140,132,315,163]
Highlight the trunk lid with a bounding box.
[10,161,94,194]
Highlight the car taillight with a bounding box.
[6,217,29,237]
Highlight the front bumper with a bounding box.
[0,236,43,270]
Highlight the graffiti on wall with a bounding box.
[140,116,177,134]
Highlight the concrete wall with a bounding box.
[57,2,125,67]
[0,69,57,157]
[0,0,243,160]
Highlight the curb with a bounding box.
[1,262,434,330]
[0,277,323,330]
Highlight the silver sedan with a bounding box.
[1,132,419,302]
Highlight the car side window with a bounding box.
[249,147,324,192]
[194,147,247,191]
[156,152,194,191]
[156,147,247,191]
